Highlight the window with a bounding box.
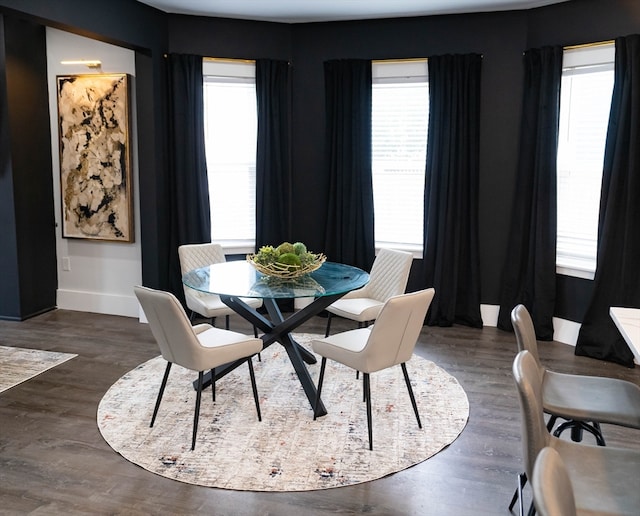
[203,60,257,253]
[372,60,428,257]
[556,44,614,279]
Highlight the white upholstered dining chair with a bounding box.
[134,285,263,450]
[312,288,435,450]
[324,248,413,337]
[178,243,263,330]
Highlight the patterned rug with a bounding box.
[97,334,469,491]
[0,346,77,394]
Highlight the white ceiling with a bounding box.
[137,0,570,24]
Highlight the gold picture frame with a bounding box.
[57,73,134,242]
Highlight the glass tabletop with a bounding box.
[182,260,369,299]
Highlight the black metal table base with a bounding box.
[194,293,345,417]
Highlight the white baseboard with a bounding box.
[481,304,579,346]
[57,289,139,318]
[480,304,500,327]
[551,317,580,346]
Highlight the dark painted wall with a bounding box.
[0,14,21,318]
[0,15,56,320]
[0,0,638,323]
[168,14,291,59]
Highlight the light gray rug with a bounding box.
[0,345,77,394]
[97,334,469,491]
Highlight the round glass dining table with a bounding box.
[182,260,369,416]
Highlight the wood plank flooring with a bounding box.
[1,309,639,515]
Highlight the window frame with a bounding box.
[371,59,429,259]
[202,59,257,255]
[555,43,615,280]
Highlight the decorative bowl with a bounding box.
[246,252,326,279]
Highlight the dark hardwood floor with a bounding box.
[1,309,638,515]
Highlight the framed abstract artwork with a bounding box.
[56,73,134,242]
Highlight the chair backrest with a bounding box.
[512,350,551,479]
[178,243,226,298]
[533,447,577,516]
[178,242,226,273]
[363,248,413,302]
[360,288,435,373]
[134,285,212,371]
[511,304,542,369]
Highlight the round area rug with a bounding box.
[98,334,469,491]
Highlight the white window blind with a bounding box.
[556,44,614,279]
[372,60,428,256]
[202,60,257,253]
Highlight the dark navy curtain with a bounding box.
[166,54,211,300]
[323,59,375,271]
[576,35,640,367]
[421,53,483,327]
[256,59,292,248]
[497,46,563,340]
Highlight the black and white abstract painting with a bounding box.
[57,74,133,242]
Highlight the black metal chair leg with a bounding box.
[593,422,605,445]
[553,420,606,446]
[401,363,422,428]
[325,313,333,337]
[192,371,204,450]
[509,472,527,514]
[150,362,172,427]
[545,414,558,432]
[253,326,262,362]
[364,373,373,450]
[314,357,327,420]
[247,357,261,421]
[211,368,215,401]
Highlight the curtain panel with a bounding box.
[420,53,483,328]
[576,35,640,367]
[256,59,292,248]
[323,59,375,271]
[166,54,211,301]
[497,46,563,340]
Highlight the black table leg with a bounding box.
[194,293,345,416]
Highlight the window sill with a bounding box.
[556,259,595,280]
[375,243,423,260]
[214,240,256,256]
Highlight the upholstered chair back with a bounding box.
[134,285,213,371]
[359,288,434,373]
[513,350,551,479]
[511,304,543,367]
[360,248,413,302]
[178,243,226,299]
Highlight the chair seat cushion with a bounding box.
[543,370,640,429]
[196,327,263,369]
[312,328,378,372]
[326,298,383,322]
[186,291,262,319]
[552,436,640,514]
